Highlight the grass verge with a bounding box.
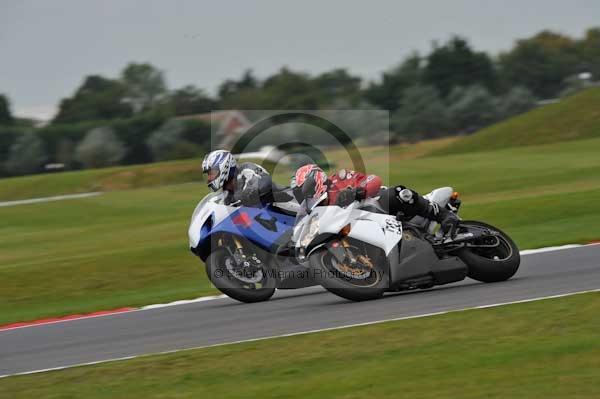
[2,292,599,398]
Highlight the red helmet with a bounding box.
[292,164,328,203]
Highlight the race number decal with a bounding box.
[384,218,402,235]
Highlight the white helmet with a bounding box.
[202,150,237,191]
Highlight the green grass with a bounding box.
[0,183,211,325]
[2,292,599,398]
[434,87,600,155]
[1,137,600,325]
[0,159,202,201]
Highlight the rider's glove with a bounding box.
[336,187,357,208]
[355,187,366,201]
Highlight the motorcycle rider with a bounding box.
[202,150,290,207]
[292,164,459,237]
[292,164,381,207]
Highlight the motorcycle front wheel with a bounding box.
[456,221,520,283]
[205,238,276,303]
[310,239,389,301]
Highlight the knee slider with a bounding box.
[396,187,414,204]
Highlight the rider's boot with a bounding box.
[395,187,459,236]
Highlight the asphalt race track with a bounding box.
[1,245,599,377]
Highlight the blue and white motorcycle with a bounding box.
[188,191,317,303]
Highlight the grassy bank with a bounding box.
[1,138,600,324]
[0,159,202,201]
[2,292,599,398]
[434,87,600,155]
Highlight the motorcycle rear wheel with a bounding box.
[456,221,520,283]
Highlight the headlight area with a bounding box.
[298,215,320,249]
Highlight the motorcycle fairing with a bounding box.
[197,206,296,253]
[297,205,402,256]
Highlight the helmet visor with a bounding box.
[305,193,327,212]
[206,168,220,183]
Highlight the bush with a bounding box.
[0,126,27,172]
[75,127,126,168]
[498,86,537,119]
[447,85,498,133]
[110,111,168,164]
[4,132,48,175]
[38,111,169,167]
[392,85,449,140]
[37,121,99,168]
[147,119,202,161]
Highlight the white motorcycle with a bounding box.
[292,187,520,301]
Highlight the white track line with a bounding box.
[0,192,102,207]
[140,294,227,310]
[1,288,599,379]
[0,296,229,333]
[520,244,583,255]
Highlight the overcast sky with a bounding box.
[1,0,598,119]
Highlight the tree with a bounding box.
[424,37,497,97]
[0,94,14,125]
[169,85,215,116]
[446,85,498,133]
[322,102,389,143]
[260,67,319,109]
[578,27,600,81]
[392,85,449,140]
[0,128,21,171]
[55,138,76,168]
[313,68,362,106]
[217,70,266,110]
[75,127,126,168]
[218,67,321,109]
[53,75,133,123]
[146,119,201,161]
[499,31,580,98]
[497,86,536,119]
[5,132,48,175]
[217,69,258,100]
[121,63,167,112]
[365,53,423,111]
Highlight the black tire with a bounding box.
[205,246,276,303]
[309,241,389,302]
[456,221,520,283]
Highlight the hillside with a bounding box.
[434,87,600,155]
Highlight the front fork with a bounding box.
[329,238,373,271]
[233,237,263,269]
[327,238,355,264]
